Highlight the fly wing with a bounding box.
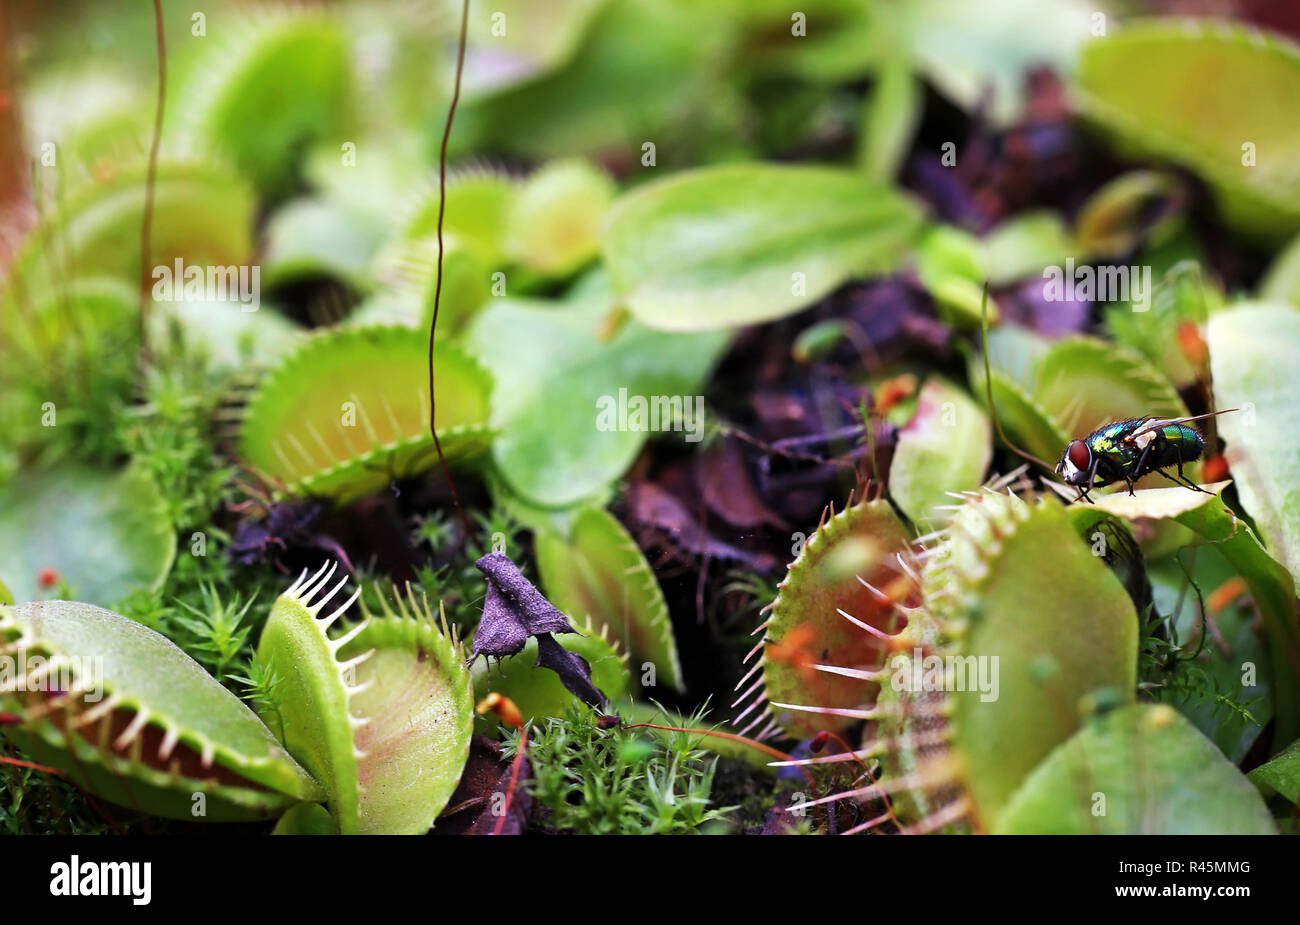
[1122,409,1238,441]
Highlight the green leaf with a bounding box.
[981,211,1075,285]
[600,163,925,332]
[856,56,921,183]
[915,226,1003,328]
[1082,483,1300,751]
[1076,19,1300,242]
[465,273,728,506]
[0,464,175,607]
[1208,302,1300,596]
[535,507,682,690]
[995,704,1276,834]
[889,377,991,528]
[1249,735,1300,802]
[458,0,745,161]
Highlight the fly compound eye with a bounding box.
[1067,440,1091,472]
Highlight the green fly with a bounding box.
[1055,410,1237,502]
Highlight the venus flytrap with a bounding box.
[741,494,919,741]
[5,160,255,306]
[535,507,683,692]
[254,564,474,834]
[239,325,493,504]
[0,600,323,821]
[167,6,352,198]
[756,486,1140,833]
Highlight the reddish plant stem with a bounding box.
[494,725,528,835]
[427,0,479,553]
[0,754,65,776]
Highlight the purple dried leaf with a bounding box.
[471,552,575,663]
[534,633,605,708]
[471,553,608,707]
[627,482,774,569]
[696,438,789,531]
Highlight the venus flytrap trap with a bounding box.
[971,333,1191,477]
[888,376,992,529]
[166,6,352,199]
[239,325,493,504]
[5,159,256,304]
[503,158,615,278]
[399,165,517,267]
[254,563,474,834]
[0,600,324,821]
[741,494,918,741]
[535,507,683,692]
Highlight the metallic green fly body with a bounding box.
[1055,409,1237,502]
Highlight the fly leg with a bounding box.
[1087,453,1103,500]
[1175,444,1210,494]
[1152,468,1207,493]
[1128,440,1156,495]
